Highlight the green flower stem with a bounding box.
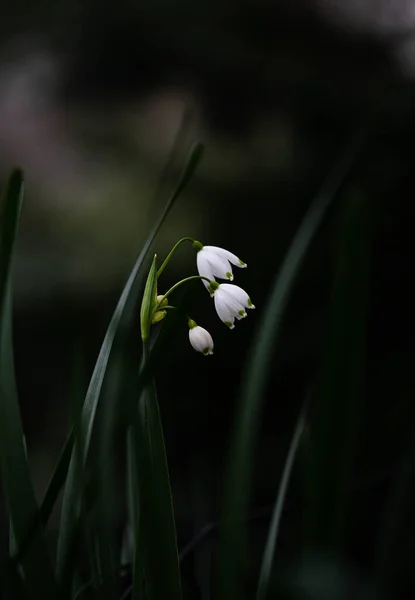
[156,275,211,309]
[156,237,195,278]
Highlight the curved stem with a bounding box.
[156,275,211,309]
[157,237,195,278]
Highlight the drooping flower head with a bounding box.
[188,319,214,355]
[209,282,255,329]
[193,241,246,294]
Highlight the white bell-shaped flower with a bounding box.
[188,319,214,355]
[195,243,247,293]
[211,283,255,329]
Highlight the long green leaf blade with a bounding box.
[12,348,86,566]
[10,427,74,566]
[214,125,370,600]
[56,142,204,580]
[127,422,144,600]
[93,350,126,600]
[131,368,182,600]
[13,115,199,570]
[374,399,415,596]
[127,254,158,599]
[0,169,58,599]
[304,190,369,553]
[256,402,307,600]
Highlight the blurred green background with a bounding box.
[1,1,415,598]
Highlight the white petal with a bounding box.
[204,245,247,268]
[205,252,234,281]
[197,252,215,291]
[214,287,248,325]
[220,289,246,318]
[214,291,236,328]
[219,283,250,308]
[189,326,214,354]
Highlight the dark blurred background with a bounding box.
[1,1,415,598]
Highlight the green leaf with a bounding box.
[127,423,144,600]
[56,142,204,581]
[374,398,415,596]
[13,119,202,572]
[304,190,370,553]
[214,126,370,600]
[92,350,126,600]
[0,169,58,599]
[256,402,307,600]
[11,346,87,571]
[12,348,85,568]
[103,294,186,600]
[10,427,74,567]
[129,353,181,600]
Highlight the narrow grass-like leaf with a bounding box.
[129,352,182,600]
[374,399,415,597]
[256,402,307,600]
[214,125,370,600]
[0,170,58,598]
[10,428,74,566]
[56,142,204,580]
[127,422,144,600]
[12,119,199,571]
[0,545,25,600]
[304,190,369,553]
[93,350,126,600]
[11,346,85,567]
[121,297,188,600]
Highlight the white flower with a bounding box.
[188,320,214,355]
[212,283,255,329]
[196,244,247,293]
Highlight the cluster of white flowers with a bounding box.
[143,239,255,356]
[187,243,255,355]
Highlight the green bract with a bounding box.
[140,255,158,342]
